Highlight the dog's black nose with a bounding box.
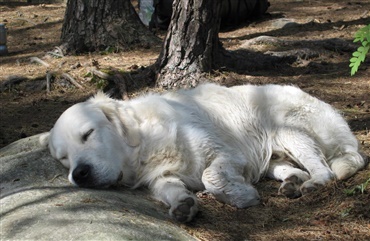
[72,164,91,186]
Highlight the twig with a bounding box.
[46,71,54,93]
[30,57,50,67]
[89,67,110,79]
[242,36,357,53]
[54,46,65,57]
[0,75,28,92]
[47,51,64,58]
[46,46,65,58]
[361,10,369,18]
[14,17,37,26]
[265,48,319,60]
[241,36,285,48]
[48,174,63,183]
[61,73,83,89]
[58,60,67,69]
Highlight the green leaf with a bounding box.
[352,51,361,57]
[344,177,370,195]
[350,66,358,76]
[350,24,370,76]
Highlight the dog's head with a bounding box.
[41,93,141,188]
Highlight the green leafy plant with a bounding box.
[340,207,352,217]
[349,24,370,76]
[85,72,108,90]
[343,177,370,196]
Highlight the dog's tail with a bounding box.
[329,150,367,180]
[39,131,50,147]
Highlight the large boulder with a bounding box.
[0,134,196,240]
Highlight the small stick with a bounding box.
[47,51,64,58]
[61,73,83,89]
[89,67,110,79]
[46,71,54,92]
[0,75,28,92]
[48,174,63,183]
[54,46,65,57]
[30,57,50,67]
[14,18,37,26]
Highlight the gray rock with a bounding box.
[271,18,300,29]
[0,134,196,241]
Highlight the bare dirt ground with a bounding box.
[1,0,369,240]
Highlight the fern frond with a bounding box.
[350,24,370,76]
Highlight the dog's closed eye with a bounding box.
[59,156,70,168]
[82,129,94,142]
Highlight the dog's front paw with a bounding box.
[170,196,198,222]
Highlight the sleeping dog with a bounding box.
[41,83,365,222]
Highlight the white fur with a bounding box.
[42,83,366,222]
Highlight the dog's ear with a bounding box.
[120,108,141,147]
[39,131,50,147]
[89,92,141,147]
[100,105,141,147]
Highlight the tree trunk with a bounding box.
[61,0,159,53]
[155,0,222,89]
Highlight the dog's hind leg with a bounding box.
[274,128,336,195]
[202,156,261,208]
[150,176,198,222]
[329,148,366,180]
[267,157,310,198]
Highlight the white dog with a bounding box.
[41,83,366,222]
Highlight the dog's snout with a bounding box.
[72,164,91,185]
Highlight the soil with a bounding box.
[0,0,369,240]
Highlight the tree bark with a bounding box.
[61,0,159,53]
[155,0,222,89]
